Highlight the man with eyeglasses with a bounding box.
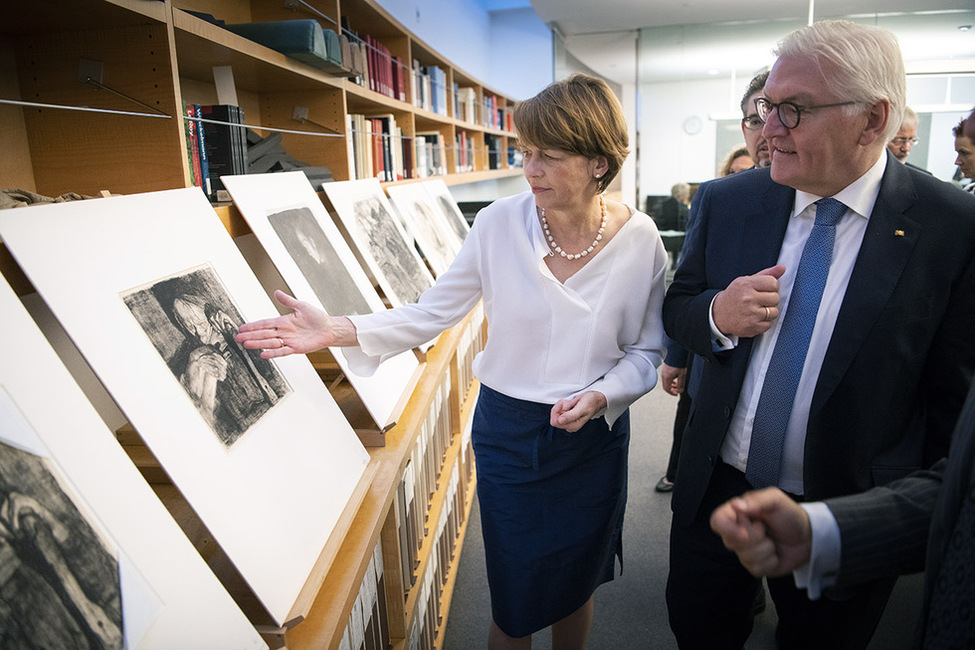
[740,70,770,168]
[663,20,975,650]
[887,106,931,174]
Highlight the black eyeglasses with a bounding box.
[755,97,860,129]
[890,136,919,146]
[741,114,765,130]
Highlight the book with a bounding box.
[198,104,246,198]
[184,102,200,189]
[193,104,212,197]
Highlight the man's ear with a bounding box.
[860,99,890,146]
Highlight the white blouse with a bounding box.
[346,190,668,425]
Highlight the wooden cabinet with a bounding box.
[1,1,505,647]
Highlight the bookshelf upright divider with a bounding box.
[1,0,515,647]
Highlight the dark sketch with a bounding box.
[405,198,455,276]
[352,196,433,305]
[0,440,123,649]
[268,207,372,316]
[431,189,469,245]
[122,265,290,447]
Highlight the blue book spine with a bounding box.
[194,104,212,197]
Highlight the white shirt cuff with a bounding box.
[793,502,841,600]
[708,294,738,351]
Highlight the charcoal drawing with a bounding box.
[351,196,432,305]
[269,207,372,316]
[121,265,290,447]
[433,191,469,245]
[0,440,123,649]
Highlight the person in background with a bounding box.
[953,116,975,193]
[719,146,756,177]
[886,106,924,172]
[658,182,691,231]
[740,70,771,168]
[236,73,668,650]
[663,20,975,649]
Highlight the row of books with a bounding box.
[347,114,453,181]
[394,371,454,596]
[345,31,408,102]
[338,539,391,650]
[481,94,513,131]
[407,460,464,650]
[412,62,448,116]
[454,131,475,174]
[184,103,247,201]
[347,113,407,182]
[454,86,478,125]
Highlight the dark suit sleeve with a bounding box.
[662,180,724,362]
[825,458,945,588]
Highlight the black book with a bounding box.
[198,104,246,198]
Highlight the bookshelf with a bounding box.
[1,0,509,648]
[2,0,520,199]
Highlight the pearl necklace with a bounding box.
[541,195,607,261]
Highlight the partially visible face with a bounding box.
[762,55,873,196]
[741,90,770,167]
[729,154,756,175]
[955,135,975,180]
[886,122,917,162]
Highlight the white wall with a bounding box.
[639,76,744,198]
[373,0,552,101]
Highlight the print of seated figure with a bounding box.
[170,292,283,446]
[123,266,290,447]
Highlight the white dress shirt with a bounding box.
[345,190,668,425]
[716,151,888,494]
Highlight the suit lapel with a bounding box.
[812,158,920,413]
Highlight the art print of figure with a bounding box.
[351,196,433,305]
[268,207,372,316]
[122,265,290,447]
[0,440,123,649]
[431,190,469,245]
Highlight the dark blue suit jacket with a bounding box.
[662,157,975,527]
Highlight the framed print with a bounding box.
[0,272,264,648]
[222,172,421,430]
[0,187,371,627]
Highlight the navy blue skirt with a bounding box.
[472,384,630,637]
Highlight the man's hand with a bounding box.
[710,487,813,577]
[712,265,786,338]
[661,364,687,396]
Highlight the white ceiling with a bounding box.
[528,0,975,85]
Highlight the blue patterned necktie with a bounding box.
[746,198,846,489]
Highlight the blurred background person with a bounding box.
[740,70,770,168]
[719,146,756,177]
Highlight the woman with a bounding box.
[718,145,756,177]
[236,74,668,648]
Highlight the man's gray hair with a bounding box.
[775,20,905,142]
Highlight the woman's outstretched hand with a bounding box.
[236,290,354,359]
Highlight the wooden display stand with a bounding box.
[1,1,505,647]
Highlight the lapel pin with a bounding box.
[894,229,905,237]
